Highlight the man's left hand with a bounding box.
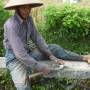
[49,55,65,65]
[55,59,65,65]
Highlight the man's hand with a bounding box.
[49,55,65,65]
[40,66,50,75]
[35,62,51,75]
[55,59,65,65]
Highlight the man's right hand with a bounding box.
[35,62,51,75]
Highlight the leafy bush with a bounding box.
[39,4,90,41]
[0,0,11,56]
[0,69,15,90]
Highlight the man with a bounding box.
[3,0,90,90]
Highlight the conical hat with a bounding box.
[4,0,43,10]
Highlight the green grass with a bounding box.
[45,37,90,55]
[0,69,15,90]
[58,38,90,55]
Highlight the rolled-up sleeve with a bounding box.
[30,17,52,57]
[4,23,37,66]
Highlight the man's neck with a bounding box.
[16,10,27,22]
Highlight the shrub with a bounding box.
[39,4,90,42]
[0,0,11,56]
[0,69,15,90]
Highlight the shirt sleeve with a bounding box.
[30,17,52,57]
[4,23,37,67]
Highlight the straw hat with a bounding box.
[4,0,43,10]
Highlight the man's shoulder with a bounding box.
[4,16,18,28]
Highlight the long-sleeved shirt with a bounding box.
[3,12,52,66]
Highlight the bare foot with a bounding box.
[87,59,90,64]
[82,55,90,64]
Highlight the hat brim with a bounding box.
[4,3,43,10]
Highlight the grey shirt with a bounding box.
[3,12,52,66]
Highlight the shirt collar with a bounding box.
[14,11,30,25]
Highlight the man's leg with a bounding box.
[6,59,32,90]
[29,44,83,61]
[29,48,47,61]
[48,44,83,61]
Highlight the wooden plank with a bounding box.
[0,57,90,79]
[0,57,6,68]
[43,60,90,79]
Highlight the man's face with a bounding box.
[17,5,31,20]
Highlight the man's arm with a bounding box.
[4,21,52,73]
[30,17,65,65]
[4,23,38,66]
[30,17,52,57]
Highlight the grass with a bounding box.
[58,37,90,55]
[45,36,90,55]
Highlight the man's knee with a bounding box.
[48,44,63,52]
[7,60,31,89]
[12,69,29,85]
[12,68,31,90]
[16,84,31,90]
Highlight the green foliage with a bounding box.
[39,4,90,41]
[0,69,15,90]
[0,0,11,56]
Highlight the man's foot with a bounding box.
[82,55,90,64]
